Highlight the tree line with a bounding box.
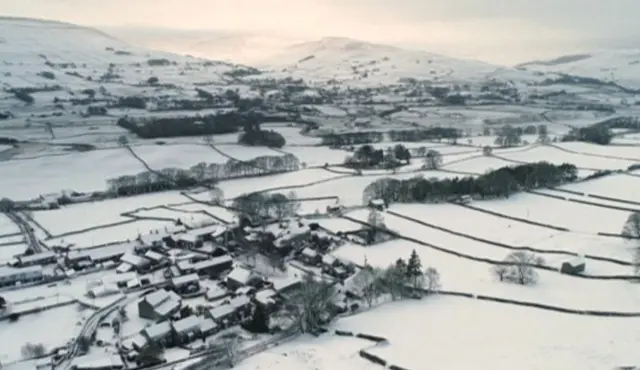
[232,191,301,224]
[116,112,249,139]
[320,128,464,147]
[362,161,578,204]
[106,154,300,197]
[344,144,411,170]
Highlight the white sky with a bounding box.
[2,0,636,64]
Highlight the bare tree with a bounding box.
[284,273,335,333]
[491,264,509,282]
[219,334,240,367]
[367,209,385,229]
[209,187,224,204]
[378,262,407,300]
[482,146,493,156]
[351,266,382,307]
[285,191,301,216]
[21,342,46,359]
[495,252,545,285]
[622,212,640,240]
[117,135,129,147]
[423,267,441,293]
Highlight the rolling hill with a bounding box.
[518,49,640,89]
[0,17,250,114]
[255,37,539,87]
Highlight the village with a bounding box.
[0,198,393,370]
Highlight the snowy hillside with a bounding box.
[518,49,640,89]
[256,37,537,87]
[0,17,249,111]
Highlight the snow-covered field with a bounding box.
[549,173,640,203]
[131,144,227,169]
[234,335,379,370]
[500,145,637,171]
[388,203,633,267]
[471,192,632,234]
[46,219,175,248]
[0,214,20,236]
[33,191,189,235]
[0,148,145,200]
[333,297,640,370]
[278,146,351,167]
[0,304,85,363]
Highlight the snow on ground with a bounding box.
[389,203,633,268]
[549,173,640,203]
[33,191,189,235]
[334,297,640,370]
[289,171,454,207]
[333,236,640,311]
[0,244,28,263]
[500,145,637,170]
[0,304,85,363]
[270,126,322,146]
[442,155,513,174]
[0,148,145,200]
[130,144,227,169]
[216,145,282,161]
[315,217,364,234]
[234,334,379,370]
[47,219,176,248]
[279,146,351,167]
[556,141,640,160]
[126,207,214,226]
[473,192,633,234]
[0,213,20,236]
[170,203,237,223]
[188,169,344,200]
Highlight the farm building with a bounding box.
[71,354,124,370]
[299,247,320,265]
[142,321,174,347]
[226,266,253,290]
[193,255,233,278]
[176,233,201,249]
[0,265,44,287]
[190,224,226,242]
[144,250,167,265]
[561,256,586,275]
[119,253,151,273]
[138,289,182,320]
[205,285,229,302]
[11,251,57,267]
[172,315,201,343]
[176,260,195,275]
[170,273,200,294]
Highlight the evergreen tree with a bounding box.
[243,304,270,333]
[406,250,423,288]
[395,258,407,273]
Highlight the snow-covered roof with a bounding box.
[115,263,133,274]
[102,271,137,285]
[0,265,43,279]
[178,233,198,243]
[200,318,218,333]
[226,266,252,285]
[208,304,235,320]
[144,250,165,262]
[155,298,181,317]
[17,251,56,264]
[255,289,277,305]
[192,224,225,237]
[71,354,124,369]
[130,334,148,349]
[172,315,201,334]
[120,253,149,267]
[205,285,229,301]
[301,247,318,258]
[144,321,172,340]
[235,286,255,295]
[322,254,337,265]
[177,260,193,271]
[228,295,251,309]
[193,255,232,271]
[171,273,200,287]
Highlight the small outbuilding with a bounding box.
[560,256,586,275]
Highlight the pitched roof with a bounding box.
[144,321,172,340]
[193,255,232,271]
[226,266,252,285]
[208,304,235,320]
[171,273,200,287]
[172,315,201,334]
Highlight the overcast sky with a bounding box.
[2,0,636,63]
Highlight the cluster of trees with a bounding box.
[232,191,300,223]
[486,124,550,147]
[114,96,146,109]
[321,131,385,147]
[344,144,411,169]
[284,273,337,333]
[21,342,46,359]
[238,120,286,148]
[492,252,545,285]
[353,251,441,306]
[362,161,578,204]
[106,154,299,197]
[116,112,251,138]
[562,125,612,145]
[388,128,462,142]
